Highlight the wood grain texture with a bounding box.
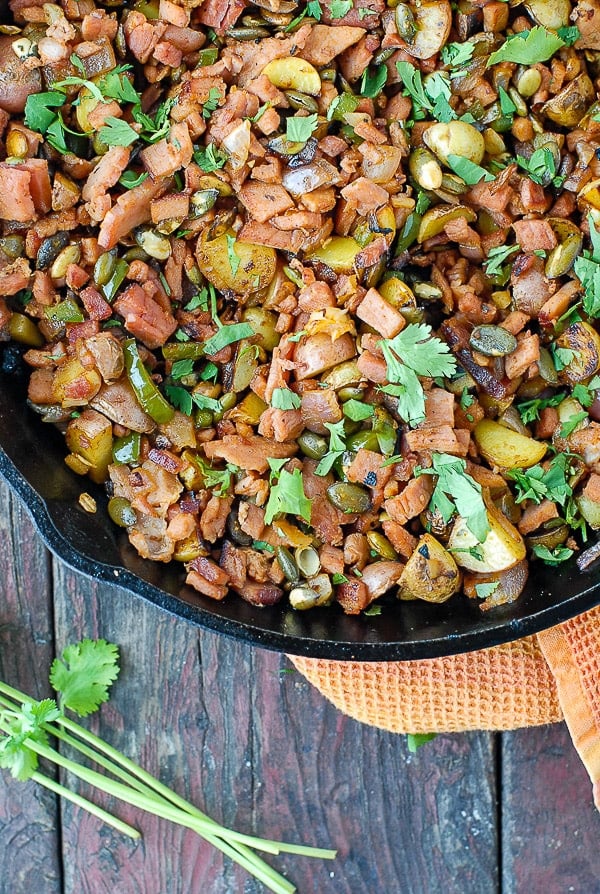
[501,724,600,893]
[52,556,500,894]
[0,479,61,894]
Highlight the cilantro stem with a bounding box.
[30,770,141,839]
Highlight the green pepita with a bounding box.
[469,325,517,358]
[326,482,372,514]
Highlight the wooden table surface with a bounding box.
[1,473,600,894]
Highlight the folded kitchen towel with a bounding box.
[289,605,600,808]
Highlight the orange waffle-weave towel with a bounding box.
[289,605,600,808]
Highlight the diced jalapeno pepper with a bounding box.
[123,339,175,424]
[112,431,141,465]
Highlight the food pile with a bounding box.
[2,0,600,614]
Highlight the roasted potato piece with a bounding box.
[196,231,277,294]
[524,0,571,29]
[417,204,476,242]
[542,74,595,127]
[448,500,526,573]
[261,57,321,96]
[52,358,102,408]
[556,321,600,383]
[474,419,547,469]
[305,236,363,274]
[397,533,461,603]
[396,0,452,59]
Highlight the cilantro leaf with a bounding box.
[418,453,490,542]
[447,154,494,185]
[506,453,574,506]
[474,581,500,600]
[171,359,195,380]
[225,234,241,276]
[119,170,148,189]
[329,0,352,18]
[203,322,254,355]
[164,384,193,415]
[380,324,456,427]
[516,147,561,187]
[49,639,120,717]
[406,733,436,753]
[286,112,318,142]
[271,388,302,410]
[498,87,517,117]
[264,467,312,525]
[99,116,139,148]
[441,41,475,70]
[307,0,323,16]
[360,65,388,99]
[556,25,581,46]
[559,410,588,439]
[396,61,432,117]
[343,399,374,421]
[484,243,520,277]
[0,696,60,779]
[194,143,227,172]
[202,87,221,119]
[516,391,565,424]
[487,26,566,66]
[575,215,600,319]
[24,91,66,133]
[532,544,574,565]
[315,420,347,476]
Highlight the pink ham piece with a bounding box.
[0,159,51,222]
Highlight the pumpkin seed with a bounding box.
[545,231,583,279]
[289,584,323,610]
[294,546,321,578]
[284,90,319,113]
[135,228,171,261]
[93,251,117,287]
[366,531,398,560]
[298,430,328,460]
[226,506,253,546]
[327,482,372,514]
[36,232,70,270]
[276,545,300,583]
[409,147,443,191]
[50,244,81,280]
[190,188,219,217]
[469,324,517,358]
[226,25,270,39]
[395,3,417,42]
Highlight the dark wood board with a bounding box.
[52,559,499,894]
[501,725,600,893]
[0,478,61,894]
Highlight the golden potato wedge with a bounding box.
[417,204,477,242]
[556,321,600,383]
[397,533,461,603]
[196,231,277,294]
[305,236,363,274]
[524,0,571,29]
[448,501,526,573]
[399,0,452,59]
[261,57,321,96]
[474,419,547,469]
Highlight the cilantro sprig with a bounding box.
[416,453,490,543]
[574,214,600,319]
[0,640,335,891]
[487,26,567,66]
[379,323,456,427]
[264,459,312,525]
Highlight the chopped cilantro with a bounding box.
[185,289,209,312]
[441,41,475,70]
[556,25,581,46]
[118,170,149,189]
[264,464,312,525]
[203,323,254,356]
[574,214,600,319]
[551,344,575,371]
[225,234,241,276]
[379,323,456,427]
[498,87,517,117]
[193,143,228,173]
[516,392,565,424]
[315,420,347,476]
[329,0,352,18]
[202,87,221,119]
[286,112,318,143]
[360,65,388,99]
[506,453,575,506]
[343,399,374,422]
[474,581,500,600]
[487,26,566,66]
[446,154,494,185]
[332,573,349,585]
[163,384,193,415]
[24,90,66,134]
[271,388,302,410]
[516,147,562,188]
[416,452,490,543]
[532,544,574,565]
[559,410,588,439]
[363,605,382,616]
[99,116,139,148]
[171,359,195,380]
[484,243,520,277]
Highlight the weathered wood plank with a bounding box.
[52,553,500,894]
[502,724,600,891]
[0,479,61,894]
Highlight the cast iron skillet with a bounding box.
[2,342,600,660]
